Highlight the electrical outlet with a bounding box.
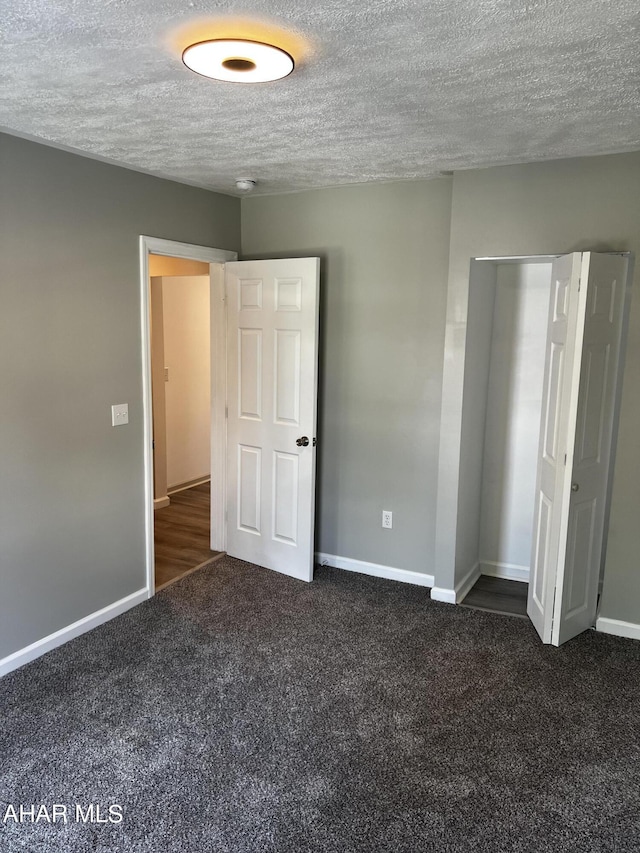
[382,510,393,529]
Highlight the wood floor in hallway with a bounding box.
[154,481,221,589]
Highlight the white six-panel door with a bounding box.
[528,252,628,646]
[224,258,320,582]
[552,253,627,645]
[527,253,586,643]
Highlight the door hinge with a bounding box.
[578,277,581,291]
[564,453,567,465]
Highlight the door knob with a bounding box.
[296,436,309,447]
[571,482,579,492]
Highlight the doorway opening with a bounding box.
[455,252,632,644]
[140,238,321,596]
[149,255,218,588]
[140,237,238,597]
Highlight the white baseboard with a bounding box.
[481,560,530,582]
[456,561,482,602]
[316,553,434,588]
[168,476,211,496]
[430,586,457,604]
[154,496,170,510]
[431,562,481,605]
[595,616,640,642]
[0,588,148,678]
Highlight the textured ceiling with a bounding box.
[1,0,639,196]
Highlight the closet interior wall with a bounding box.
[457,260,552,585]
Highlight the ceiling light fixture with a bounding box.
[182,39,294,83]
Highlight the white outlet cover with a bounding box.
[382,510,393,529]
[111,403,129,426]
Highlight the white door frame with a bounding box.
[433,253,560,601]
[139,236,237,597]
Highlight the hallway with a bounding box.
[154,482,221,588]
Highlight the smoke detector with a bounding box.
[235,178,256,193]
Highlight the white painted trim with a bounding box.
[430,587,457,604]
[154,496,170,510]
[140,238,156,599]
[595,617,640,642]
[167,477,210,495]
[431,562,481,604]
[456,562,482,603]
[0,589,148,678]
[209,263,227,553]
[316,553,434,588]
[473,254,561,262]
[142,236,237,265]
[480,560,530,582]
[140,237,238,597]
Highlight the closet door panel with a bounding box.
[527,253,584,644]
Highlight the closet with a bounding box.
[457,252,632,645]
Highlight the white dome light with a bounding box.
[182,39,294,83]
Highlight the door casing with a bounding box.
[140,236,237,598]
[438,252,633,639]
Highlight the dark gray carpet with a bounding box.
[1,557,640,852]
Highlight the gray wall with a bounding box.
[3,134,639,662]
[437,152,640,623]
[241,180,453,576]
[0,133,240,658]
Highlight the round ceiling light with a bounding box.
[182,39,294,83]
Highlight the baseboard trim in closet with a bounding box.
[480,561,530,582]
[455,562,482,603]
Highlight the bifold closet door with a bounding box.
[528,252,628,646]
